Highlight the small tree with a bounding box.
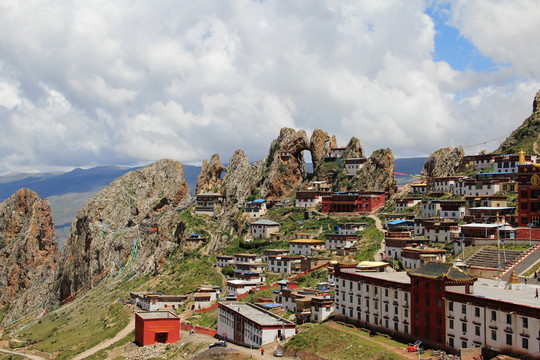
[221,266,235,277]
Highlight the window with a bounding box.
[437,317,442,326]
[384,288,388,296]
[437,283,442,291]
[475,307,480,317]
[394,306,398,315]
[449,319,454,329]
[491,311,496,321]
[425,281,430,289]
[462,341,467,348]
[394,290,398,299]
[522,337,529,349]
[437,299,442,309]
[404,309,408,317]
[475,326,480,336]
[507,314,512,324]
[491,330,497,341]
[375,302,378,310]
[415,312,419,320]
[449,301,454,311]
[357,283,361,291]
[462,304,467,314]
[506,334,512,346]
[404,293,408,302]
[462,323,467,333]
[404,325,409,334]
[522,317,528,328]
[384,304,388,312]
[425,296,430,306]
[449,337,454,347]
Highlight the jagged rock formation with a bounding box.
[195,154,227,194]
[259,128,310,199]
[58,159,190,301]
[222,150,260,204]
[495,89,540,155]
[0,189,60,324]
[330,135,338,149]
[309,129,331,177]
[342,137,365,160]
[421,146,464,177]
[355,149,398,196]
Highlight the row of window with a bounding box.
[448,301,528,327]
[448,333,529,350]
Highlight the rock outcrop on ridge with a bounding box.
[58,159,190,301]
[355,149,397,196]
[421,146,465,178]
[259,128,310,199]
[342,137,365,160]
[309,129,331,177]
[195,154,227,195]
[222,150,260,205]
[495,89,540,155]
[0,189,60,324]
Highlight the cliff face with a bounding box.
[58,159,190,301]
[222,150,259,205]
[195,154,227,194]
[421,147,464,177]
[495,89,540,155]
[0,189,59,324]
[259,128,310,199]
[309,129,331,178]
[355,149,397,196]
[342,137,365,160]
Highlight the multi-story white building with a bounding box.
[244,199,267,219]
[445,278,540,356]
[454,179,500,197]
[267,255,302,273]
[325,233,358,250]
[216,255,234,267]
[334,267,412,336]
[250,219,280,239]
[130,293,187,311]
[289,239,325,255]
[295,191,327,208]
[411,183,427,194]
[395,198,421,212]
[401,246,446,270]
[422,200,465,219]
[424,220,460,243]
[225,280,258,299]
[217,302,296,347]
[344,158,367,175]
[494,154,537,173]
[427,177,465,194]
[336,222,366,234]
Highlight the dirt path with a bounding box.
[534,133,540,155]
[326,322,421,360]
[72,316,135,360]
[369,215,386,262]
[0,348,45,360]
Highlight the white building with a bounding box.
[336,222,366,234]
[310,296,335,322]
[194,192,224,216]
[344,158,367,175]
[268,255,302,273]
[395,198,421,212]
[454,179,500,197]
[130,293,187,311]
[289,239,325,255]
[325,233,358,250]
[427,177,464,193]
[216,255,234,267]
[445,278,540,356]
[411,183,427,194]
[401,246,447,270]
[226,280,258,299]
[244,200,267,219]
[295,191,325,208]
[250,219,280,239]
[333,268,412,337]
[218,302,296,347]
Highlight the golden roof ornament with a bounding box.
[508,269,520,285]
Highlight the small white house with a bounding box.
[289,239,325,256]
[310,296,334,322]
[216,255,234,267]
[244,200,267,219]
[268,255,302,273]
[250,219,280,239]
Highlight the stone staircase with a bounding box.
[465,248,523,270]
[501,242,540,281]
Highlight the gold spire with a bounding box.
[508,269,520,285]
[519,149,525,165]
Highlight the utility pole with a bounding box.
[528,223,533,248]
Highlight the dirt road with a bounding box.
[72,316,135,360]
[0,348,45,360]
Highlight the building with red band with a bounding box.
[135,311,180,346]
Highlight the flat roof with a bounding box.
[340,268,411,284]
[136,311,178,319]
[251,219,280,226]
[289,239,325,244]
[469,207,515,211]
[447,278,540,309]
[460,223,506,229]
[220,302,295,326]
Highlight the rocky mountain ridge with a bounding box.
[0,189,60,324]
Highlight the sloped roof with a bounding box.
[407,262,477,282]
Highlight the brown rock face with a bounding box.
[58,159,190,301]
[222,150,258,204]
[260,128,310,199]
[330,135,338,149]
[421,147,464,177]
[195,154,227,194]
[533,89,540,113]
[342,137,365,159]
[309,129,331,177]
[0,189,59,324]
[356,149,397,196]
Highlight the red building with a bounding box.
[516,163,540,226]
[321,191,385,214]
[408,263,476,347]
[135,311,180,346]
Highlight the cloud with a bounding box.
[0,0,539,173]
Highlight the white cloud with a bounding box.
[0,0,538,173]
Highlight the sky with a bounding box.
[1,0,540,174]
